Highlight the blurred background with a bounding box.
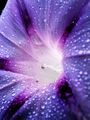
[0,0,7,15]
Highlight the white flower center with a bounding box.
[36,45,63,86]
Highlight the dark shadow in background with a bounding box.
[0,0,7,15]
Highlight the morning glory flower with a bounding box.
[0,0,90,120]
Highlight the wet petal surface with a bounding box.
[0,0,90,120]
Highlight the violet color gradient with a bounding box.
[0,0,90,120]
